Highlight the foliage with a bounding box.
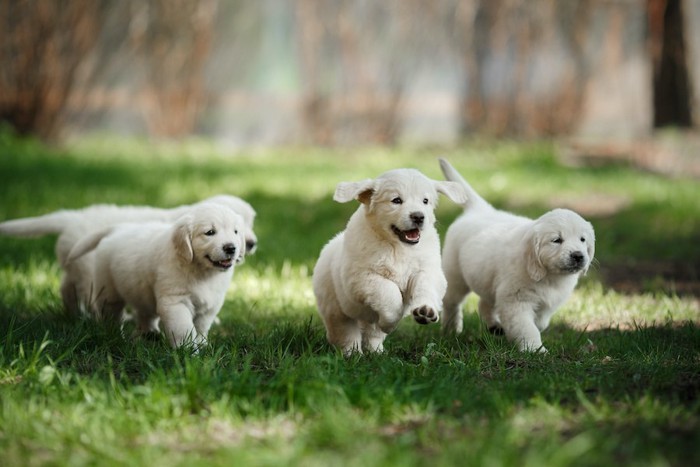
[0,132,698,466]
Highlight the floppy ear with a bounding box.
[434,180,468,205]
[333,179,375,205]
[582,222,596,275]
[172,216,194,263]
[235,227,246,265]
[525,231,547,282]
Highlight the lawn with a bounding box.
[0,131,698,466]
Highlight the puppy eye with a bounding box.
[580,237,586,242]
[205,229,216,236]
[391,197,403,204]
[423,198,429,205]
[235,230,239,235]
[552,237,563,244]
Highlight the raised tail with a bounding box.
[0,210,78,238]
[66,227,114,264]
[438,158,492,211]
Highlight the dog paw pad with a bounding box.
[412,305,438,325]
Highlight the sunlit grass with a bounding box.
[1,131,698,466]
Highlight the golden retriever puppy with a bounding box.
[67,203,246,348]
[0,195,256,314]
[439,159,595,352]
[313,168,467,355]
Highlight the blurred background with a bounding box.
[1,0,698,158]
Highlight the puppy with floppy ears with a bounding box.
[439,159,595,352]
[0,194,257,315]
[67,203,247,348]
[313,168,467,355]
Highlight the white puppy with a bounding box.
[0,195,257,314]
[439,159,595,352]
[67,203,246,348]
[312,168,467,355]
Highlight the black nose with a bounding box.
[410,212,425,227]
[246,240,257,253]
[223,243,236,256]
[570,251,584,264]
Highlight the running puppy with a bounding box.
[0,195,257,314]
[313,168,467,355]
[439,158,595,352]
[67,203,246,348]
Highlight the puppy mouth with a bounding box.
[560,263,585,274]
[391,226,421,245]
[206,255,233,270]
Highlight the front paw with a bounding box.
[412,305,438,325]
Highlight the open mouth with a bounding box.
[561,264,584,274]
[206,255,233,270]
[392,226,421,245]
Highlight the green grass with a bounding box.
[1,131,698,466]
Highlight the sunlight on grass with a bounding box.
[1,134,698,466]
[229,262,316,316]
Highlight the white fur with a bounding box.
[0,195,256,314]
[439,159,595,352]
[312,168,467,355]
[67,203,246,348]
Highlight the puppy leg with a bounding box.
[499,303,547,353]
[360,275,404,334]
[441,278,469,334]
[158,302,200,348]
[193,313,218,345]
[133,311,160,336]
[60,276,80,315]
[324,313,362,356]
[407,272,446,325]
[478,299,502,335]
[361,322,386,353]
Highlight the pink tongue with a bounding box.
[405,229,420,241]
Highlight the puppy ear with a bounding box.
[235,228,246,265]
[525,231,547,282]
[172,216,194,263]
[434,180,468,205]
[334,179,375,205]
[582,222,596,275]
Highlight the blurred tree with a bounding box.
[0,0,218,141]
[0,0,105,141]
[132,0,219,138]
[648,0,693,128]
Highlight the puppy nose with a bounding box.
[223,243,237,256]
[246,240,257,253]
[570,251,584,264]
[410,212,425,226]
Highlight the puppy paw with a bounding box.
[412,305,438,325]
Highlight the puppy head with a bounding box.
[526,208,596,281]
[334,168,466,246]
[200,195,258,255]
[172,203,247,271]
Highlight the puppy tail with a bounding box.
[0,211,78,237]
[438,158,491,211]
[66,227,114,264]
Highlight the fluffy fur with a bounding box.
[0,195,256,314]
[439,159,595,352]
[67,203,246,348]
[312,168,467,355]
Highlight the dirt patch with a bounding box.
[560,131,700,179]
[600,260,700,296]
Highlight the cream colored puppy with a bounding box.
[67,203,246,348]
[313,168,467,355]
[439,159,595,352]
[0,195,256,314]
